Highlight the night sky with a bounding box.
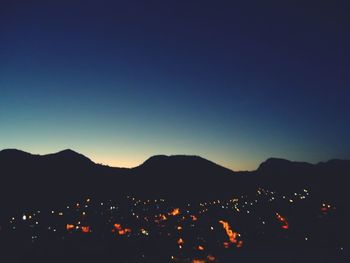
[1,1,349,170]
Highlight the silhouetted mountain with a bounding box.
[134,154,233,178]
[0,148,34,158]
[255,157,350,205]
[0,149,125,213]
[257,158,314,175]
[42,149,94,164]
[129,155,237,198]
[256,157,350,181]
[0,149,349,211]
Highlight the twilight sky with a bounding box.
[1,1,349,170]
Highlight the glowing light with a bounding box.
[276,213,289,229]
[140,228,149,235]
[219,220,243,248]
[113,223,131,235]
[207,255,216,261]
[190,215,198,221]
[66,224,75,231]
[223,242,230,248]
[81,226,90,233]
[169,208,180,216]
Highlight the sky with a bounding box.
[1,1,349,170]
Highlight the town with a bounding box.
[1,186,345,262]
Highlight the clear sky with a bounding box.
[1,1,349,170]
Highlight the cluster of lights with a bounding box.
[6,187,345,262]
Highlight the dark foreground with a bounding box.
[0,187,348,263]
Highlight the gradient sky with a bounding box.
[1,1,349,170]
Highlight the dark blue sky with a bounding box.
[1,1,349,170]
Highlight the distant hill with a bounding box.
[0,149,349,212]
[0,149,126,212]
[255,157,350,203]
[134,154,234,177]
[257,157,350,177]
[130,154,237,198]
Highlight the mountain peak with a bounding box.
[142,154,205,165]
[56,149,82,156]
[140,154,224,170]
[0,149,34,158]
[136,154,234,179]
[258,157,293,167]
[45,149,93,163]
[257,157,314,177]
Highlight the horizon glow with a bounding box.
[1,1,349,171]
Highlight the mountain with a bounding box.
[0,149,349,211]
[41,149,94,164]
[135,154,234,176]
[133,154,234,183]
[257,157,350,177]
[255,157,350,204]
[0,149,126,212]
[257,158,314,175]
[0,149,239,207]
[130,154,237,198]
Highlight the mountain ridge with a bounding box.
[2,148,348,172]
[0,148,349,209]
